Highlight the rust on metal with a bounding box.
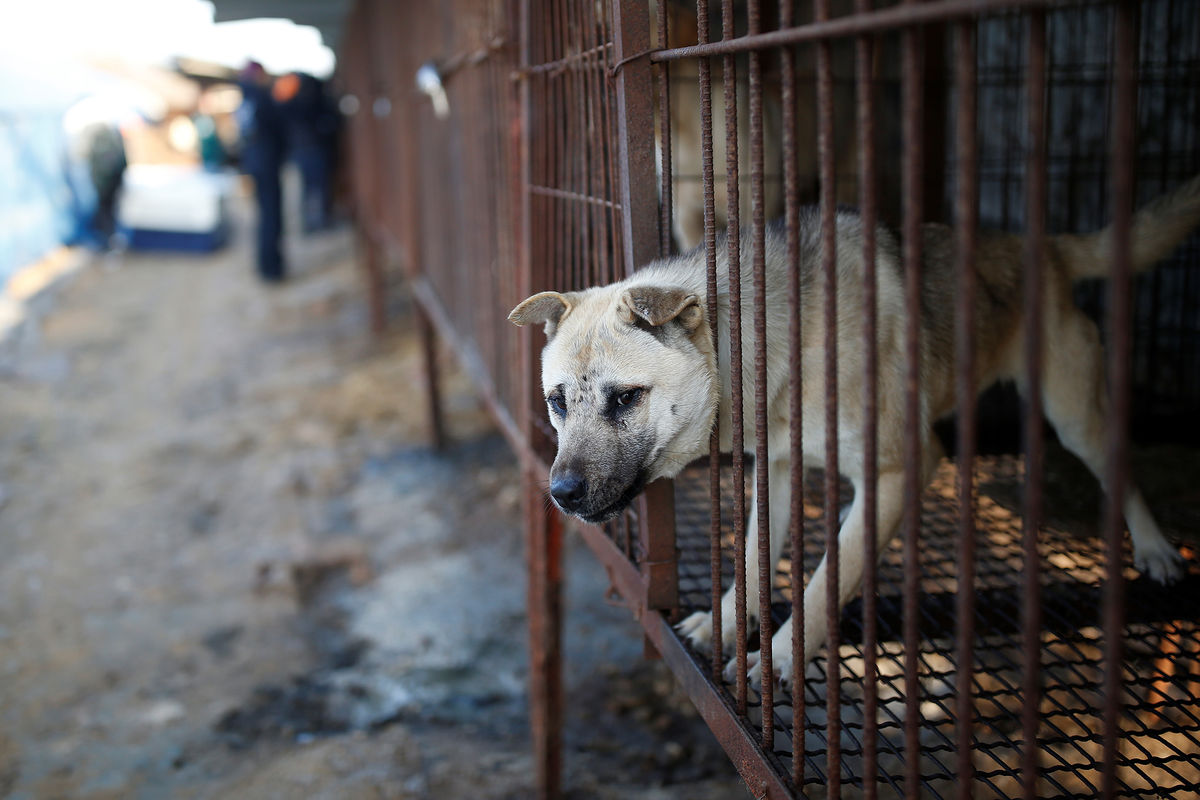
[814,0,842,794]
[525,467,565,800]
[697,0,725,682]
[1103,2,1137,797]
[854,1,879,795]
[650,0,1059,60]
[900,5,925,796]
[657,0,672,257]
[720,0,749,716]
[1021,9,1047,798]
[779,0,806,785]
[952,16,979,800]
[343,1,1200,798]
[747,0,775,754]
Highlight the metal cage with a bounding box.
[338,0,1200,797]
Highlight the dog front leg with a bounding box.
[678,455,792,657]
[742,469,906,689]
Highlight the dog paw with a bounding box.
[723,648,794,692]
[1135,542,1185,585]
[676,609,753,658]
[722,649,752,686]
[676,611,717,653]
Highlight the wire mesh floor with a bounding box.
[671,455,1200,799]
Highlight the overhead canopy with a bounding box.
[209,0,352,53]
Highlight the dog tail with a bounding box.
[1055,173,1200,280]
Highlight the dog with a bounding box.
[509,175,1199,688]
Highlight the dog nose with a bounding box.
[549,473,587,513]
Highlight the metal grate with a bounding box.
[337,1,1200,797]
[674,457,1200,797]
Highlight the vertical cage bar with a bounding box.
[814,0,841,794]
[582,0,602,287]
[696,0,725,682]
[525,469,565,800]
[658,0,673,257]
[547,0,565,295]
[854,7,879,797]
[612,0,658,277]
[1103,1,1137,796]
[603,2,624,283]
[520,2,563,797]
[779,0,805,784]
[747,0,774,754]
[416,307,447,450]
[720,0,749,715]
[564,0,582,293]
[1021,9,1047,799]
[952,16,978,800]
[900,8,925,797]
[612,0,677,612]
[600,1,621,284]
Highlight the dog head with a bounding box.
[509,283,716,523]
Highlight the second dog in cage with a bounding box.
[509,175,1199,686]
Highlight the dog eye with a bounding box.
[547,393,567,417]
[615,388,642,407]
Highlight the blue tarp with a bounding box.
[0,53,125,286]
[0,113,94,284]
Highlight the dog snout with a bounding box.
[549,472,587,513]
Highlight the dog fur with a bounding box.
[509,176,1200,687]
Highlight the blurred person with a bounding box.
[193,113,226,172]
[275,72,339,233]
[85,122,127,247]
[64,118,127,249]
[235,61,286,282]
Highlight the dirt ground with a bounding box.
[0,200,749,799]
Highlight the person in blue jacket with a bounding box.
[276,72,339,233]
[235,62,286,282]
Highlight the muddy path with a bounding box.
[0,207,746,799]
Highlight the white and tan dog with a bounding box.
[509,178,1199,687]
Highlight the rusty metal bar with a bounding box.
[519,2,563,796]
[1103,2,1137,797]
[697,0,725,682]
[525,467,564,800]
[721,0,749,715]
[416,306,447,450]
[601,3,624,285]
[594,0,618,285]
[952,16,978,800]
[574,1,590,293]
[748,0,774,755]
[644,613,794,800]
[611,0,678,614]
[581,0,606,288]
[611,0,658,278]
[779,0,805,784]
[650,0,1058,59]
[516,41,614,76]
[854,4,879,796]
[552,0,571,291]
[658,0,672,257]
[814,0,842,793]
[900,5,925,796]
[565,0,585,294]
[1021,10,1047,799]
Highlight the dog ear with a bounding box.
[508,291,576,339]
[619,286,703,334]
